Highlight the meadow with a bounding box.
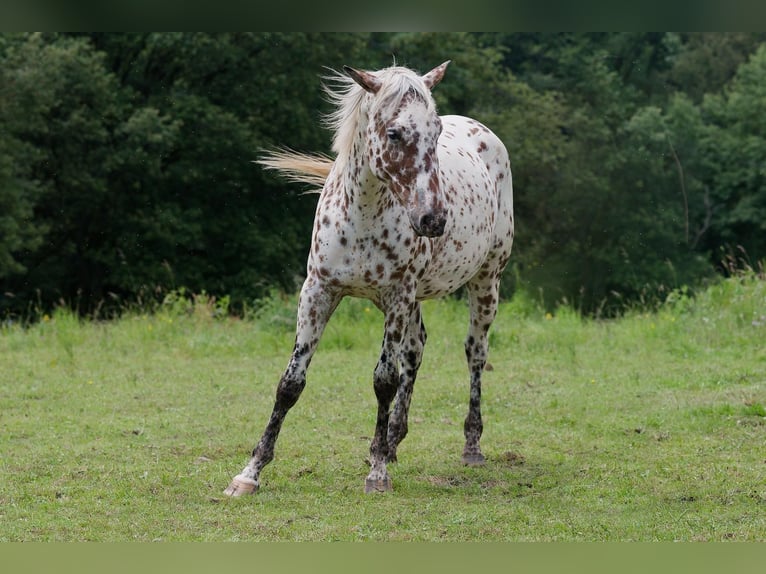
[1,275,764,541]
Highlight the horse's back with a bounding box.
[442,115,514,277]
[416,116,513,299]
[441,115,509,172]
[441,115,512,253]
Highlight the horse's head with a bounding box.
[345,61,450,238]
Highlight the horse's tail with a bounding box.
[255,149,334,192]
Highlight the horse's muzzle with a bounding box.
[415,210,447,237]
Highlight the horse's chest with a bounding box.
[309,213,425,294]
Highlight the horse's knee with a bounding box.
[373,378,397,404]
[373,358,398,403]
[464,334,478,361]
[465,332,489,360]
[275,374,305,410]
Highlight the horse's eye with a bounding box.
[386,128,402,142]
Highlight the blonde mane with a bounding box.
[322,65,437,172]
[257,65,437,192]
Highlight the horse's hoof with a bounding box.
[364,477,393,493]
[461,453,486,466]
[223,474,259,497]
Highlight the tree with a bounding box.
[665,33,766,103]
[2,33,374,316]
[2,33,764,318]
[0,36,46,278]
[0,33,127,314]
[699,43,766,265]
[85,33,373,307]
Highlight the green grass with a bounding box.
[1,276,764,541]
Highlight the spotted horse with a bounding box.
[224,61,514,496]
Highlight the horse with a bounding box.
[224,61,514,495]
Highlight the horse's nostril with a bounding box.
[418,212,446,237]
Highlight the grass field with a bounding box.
[1,275,764,541]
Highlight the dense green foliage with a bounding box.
[2,32,766,316]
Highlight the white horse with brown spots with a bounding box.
[225,61,514,495]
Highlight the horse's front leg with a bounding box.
[224,278,339,496]
[365,297,414,493]
[386,303,426,463]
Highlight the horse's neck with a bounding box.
[334,133,386,217]
[318,165,385,242]
[342,166,378,204]
[323,115,397,234]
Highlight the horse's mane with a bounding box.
[323,65,436,169]
[257,65,435,192]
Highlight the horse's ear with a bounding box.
[422,60,450,90]
[344,65,382,94]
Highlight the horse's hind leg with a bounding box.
[224,278,339,496]
[462,277,501,466]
